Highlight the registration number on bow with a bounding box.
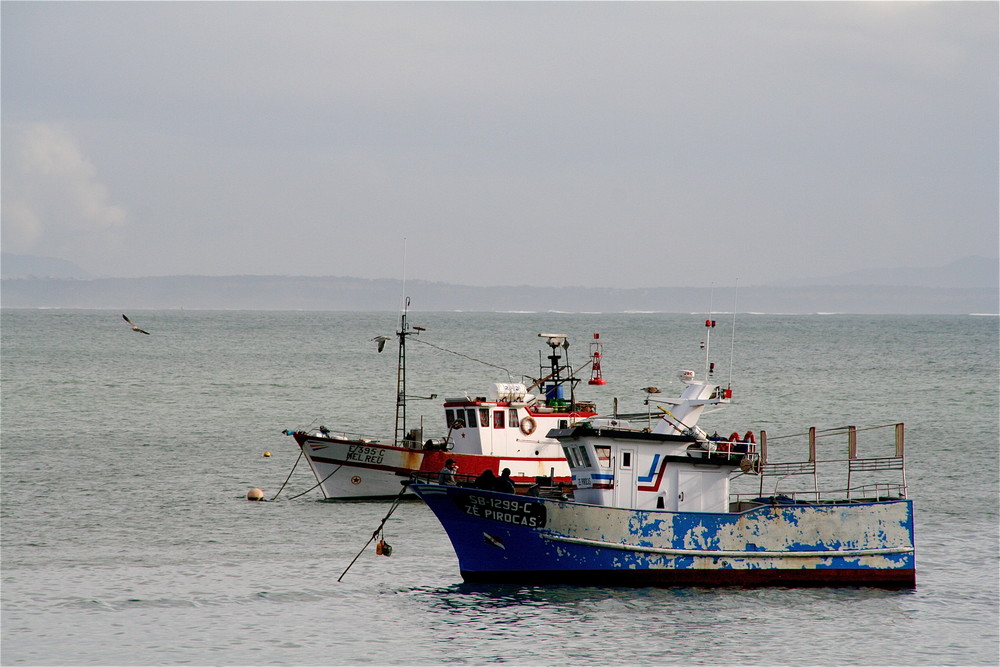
[346,445,384,465]
[454,493,546,527]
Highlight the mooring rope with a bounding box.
[338,483,410,582]
[284,465,342,501]
[269,449,303,501]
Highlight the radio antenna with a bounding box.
[728,280,739,395]
[399,237,407,314]
[704,285,716,380]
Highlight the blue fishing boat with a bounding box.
[409,323,915,588]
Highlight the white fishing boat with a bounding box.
[284,301,608,500]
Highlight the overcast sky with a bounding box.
[2,2,996,288]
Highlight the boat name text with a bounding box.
[455,493,547,528]
[346,445,385,465]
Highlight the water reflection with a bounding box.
[413,583,620,610]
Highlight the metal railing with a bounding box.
[293,425,455,451]
[730,423,907,504]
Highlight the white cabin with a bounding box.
[442,383,597,479]
[551,376,755,511]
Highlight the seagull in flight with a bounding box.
[122,314,150,335]
[371,335,391,352]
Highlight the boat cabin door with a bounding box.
[674,466,729,512]
[613,448,637,508]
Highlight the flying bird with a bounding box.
[371,335,391,352]
[122,314,150,335]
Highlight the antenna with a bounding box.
[728,279,739,397]
[704,284,716,380]
[399,237,407,314]
[394,238,412,446]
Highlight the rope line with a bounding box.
[338,483,410,582]
[408,338,513,380]
[285,465,342,501]
[269,449,303,501]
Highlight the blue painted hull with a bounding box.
[410,484,916,588]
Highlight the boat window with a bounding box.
[508,409,519,428]
[446,409,455,427]
[578,446,592,467]
[622,452,632,468]
[569,447,583,468]
[466,409,477,427]
[563,447,576,468]
[493,410,505,429]
[479,408,489,427]
[595,446,611,467]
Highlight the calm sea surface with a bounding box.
[2,309,997,666]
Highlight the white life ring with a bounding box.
[520,417,537,436]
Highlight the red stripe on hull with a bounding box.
[303,449,571,485]
[461,568,916,589]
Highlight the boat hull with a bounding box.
[295,433,570,500]
[409,483,916,588]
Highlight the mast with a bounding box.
[704,286,715,380]
[393,238,411,446]
[394,297,412,446]
[537,334,576,410]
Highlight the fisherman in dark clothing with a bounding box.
[494,468,515,493]
[474,469,497,489]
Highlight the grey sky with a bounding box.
[2,1,996,288]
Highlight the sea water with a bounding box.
[1,309,997,666]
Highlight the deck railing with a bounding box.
[294,424,459,451]
[296,426,389,443]
[730,423,907,504]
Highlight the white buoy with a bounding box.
[247,488,264,501]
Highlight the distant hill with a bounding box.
[1,253,91,279]
[2,253,996,313]
[1,274,996,314]
[768,256,998,289]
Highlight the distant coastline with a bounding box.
[1,274,996,315]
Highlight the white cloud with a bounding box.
[1,123,128,258]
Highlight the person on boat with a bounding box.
[438,459,458,485]
[474,469,496,489]
[494,468,515,493]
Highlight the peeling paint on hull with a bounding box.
[411,484,916,589]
